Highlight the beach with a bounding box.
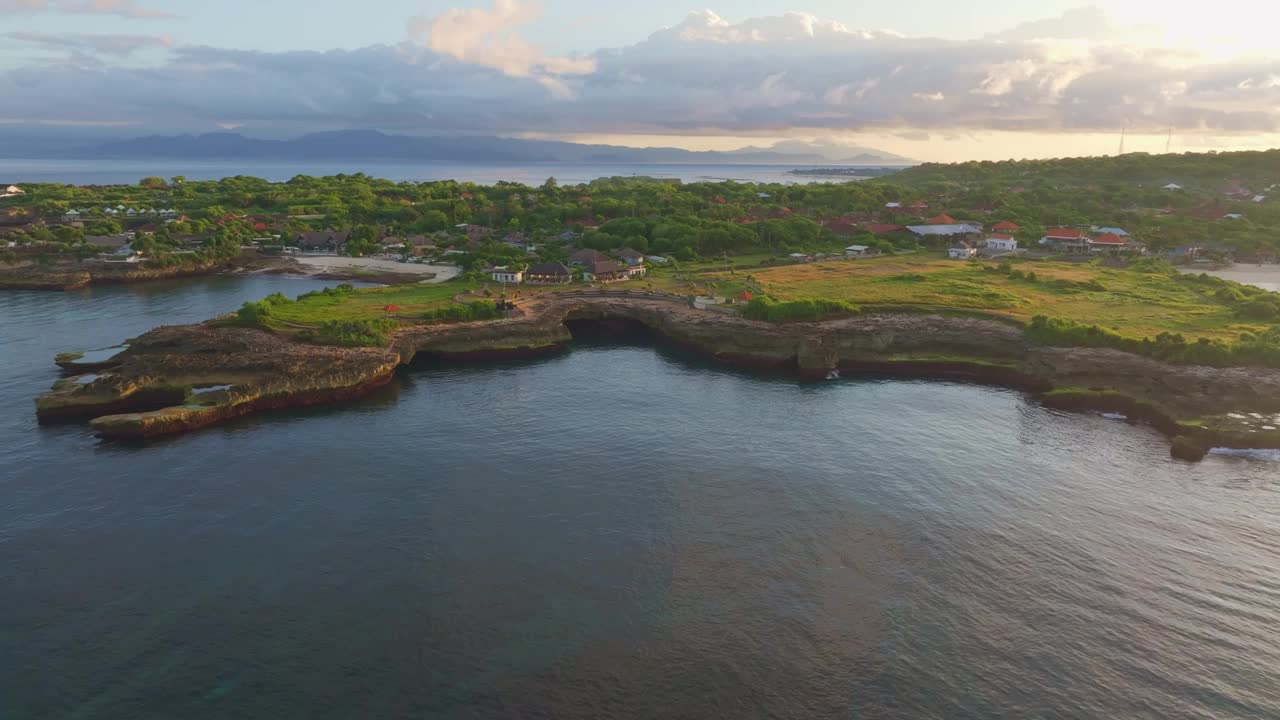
[292,255,462,283]
[1178,264,1280,291]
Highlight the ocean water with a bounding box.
[0,159,864,186]
[3,277,1280,719]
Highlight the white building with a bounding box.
[948,244,977,259]
[489,267,524,284]
[845,244,871,257]
[985,234,1018,252]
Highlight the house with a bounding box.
[158,209,179,219]
[985,234,1018,252]
[1162,183,1184,190]
[1254,195,1267,203]
[845,244,872,257]
[822,219,860,237]
[1,185,22,197]
[614,248,645,266]
[625,264,647,278]
[456,224,493,242]
[489,266,524,284]
[294,230,351,253]
[568,248,609,266]
[646,255,670,264]
[502,231,529,248]
[61,209,82,222]
[926,214,958,225]
[863,223,904,235]
[884,202,902,210]
[377,235,407,249]
[909,200,929,211]
[583,260,628,282]
[84,234,130,251]
[525,262,572,285]
[788,252,813,262]
[1223,213,1245,220]
[1093,226,1129,237]
[948,243,977,259]
[906,223,983,239]
[1040,227,1088,253]
[1088,233,1130,253]
[990,220,1021,232]
[757,192,772,199]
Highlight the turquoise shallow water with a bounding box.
[3,277,1280,719]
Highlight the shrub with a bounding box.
[741,297,860,322]
[421,301,504,324]
[1026,315,1280,368]
[299,319,397,347]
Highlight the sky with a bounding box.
[2,0,1279,161]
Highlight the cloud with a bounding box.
[0,0,174,17]
[407,0,593,95]
[0,0,48,11]
[0,6,1276,138]
[6,31,175,55]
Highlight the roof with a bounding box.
[614,247,644,259]
[991,220,1020,231]
[1044,227,1085,239]
[85,235,130,248]
[1090,233,1127,245]
[1094,226,1129,236]
[569,248,608,264]
[845,245,870,251]
[587,260,625,274]
[926,214,957,224]
[296,230,351,246]
[987,233,1015,241]
[884,202,902,208]
[863,223,903,235]
[907,223,982,236]
[526,262,570,275]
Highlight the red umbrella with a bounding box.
[382,304,401,314]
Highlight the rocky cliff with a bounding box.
[34,294,1280,459]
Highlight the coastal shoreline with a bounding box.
[0,252,450,290]
[34,294,1280,461]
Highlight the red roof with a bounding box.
[460,192,473,199]
[927,214,957,224]
[739,291,753,300]
[1045,227,1085,239]
[864,223,904,235]
[1090,233,1127,245]
[909,200,929,208]
[991,220,1021,231]
[987,233,1014,240]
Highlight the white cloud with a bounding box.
[6,31,175,55]
[0,0,175,17]
[408,0,593,96]
[0,6,1276,138]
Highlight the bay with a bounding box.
[3,276,1280,719]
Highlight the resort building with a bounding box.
[524,262,573,285]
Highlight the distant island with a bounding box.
[15,129,916,167]
[787,167,905,178]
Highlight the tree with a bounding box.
[139,177,167,189]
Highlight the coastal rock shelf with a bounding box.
[35,295,1280,459]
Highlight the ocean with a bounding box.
[0,159,871,186]
[3,276,1280,719]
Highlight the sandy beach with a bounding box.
[1178,264,1280,291]
[292,255,462,283]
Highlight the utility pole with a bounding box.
[1118,123,1127,156]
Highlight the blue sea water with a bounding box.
[0,159,864,186]
[3,276,1280,719]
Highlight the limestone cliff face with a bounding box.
[32,294,1280,457]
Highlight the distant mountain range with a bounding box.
[52,130,913,166]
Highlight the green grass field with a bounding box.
[728,255,1266,341]
[266,283,473,326]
